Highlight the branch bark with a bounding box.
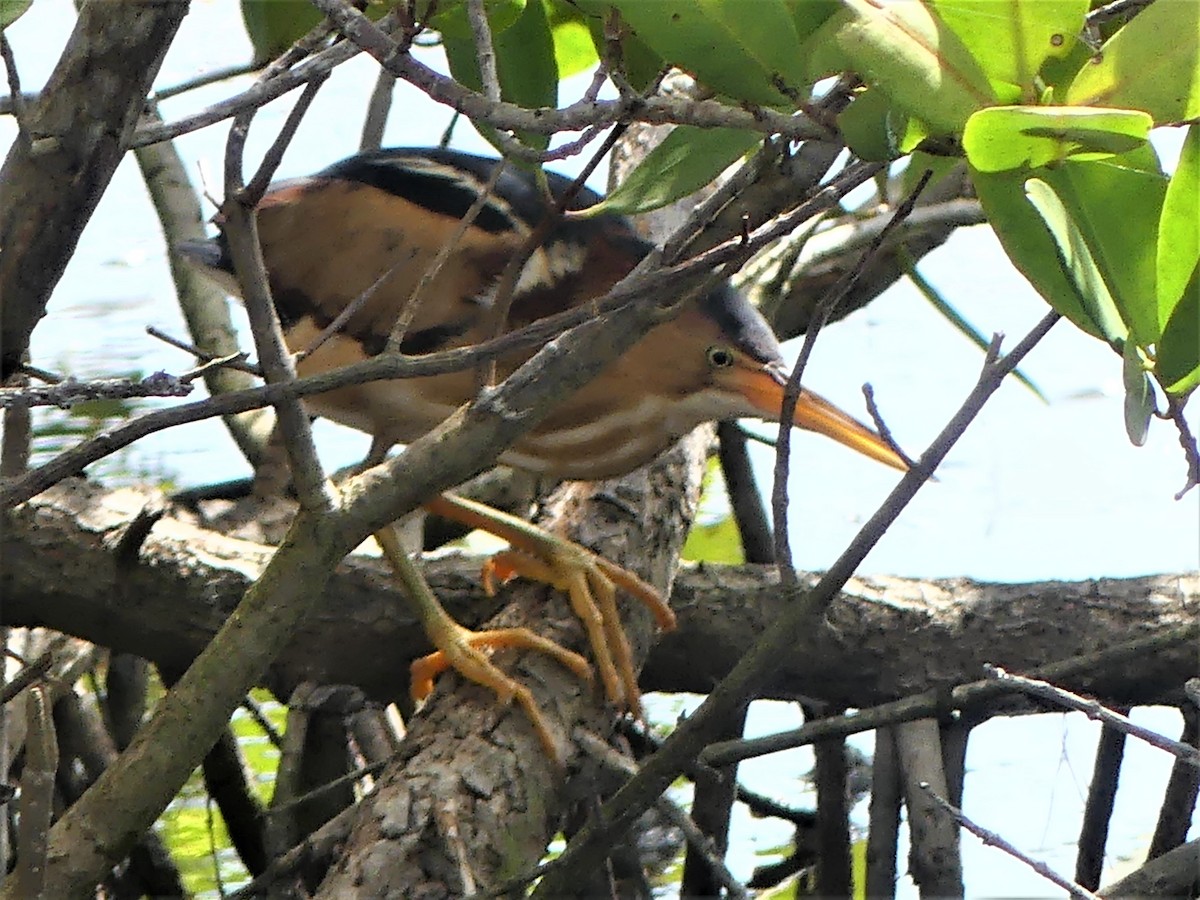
[0,0,188,378]
[5,479,1195,713]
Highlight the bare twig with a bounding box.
[575,730,749,900]
[771,169,930,581]
[0,372,193,409]
[0,30,27,141]
[700,621,1196,768]
[1075,717,1126,889]
[985,665,1200,768]
[1164,395,1199,499]
[359,68,396,151]
[146,326,262,377]
[919,783,1103,900]
[384,159,507,354]
[151,62,260,102]
[1,165,880,509]
[222,65,331,512]
[530,301,1061,895]
[12,686,57,899]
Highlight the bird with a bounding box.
[180,147,909,756]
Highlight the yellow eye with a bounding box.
[706,346,735,369]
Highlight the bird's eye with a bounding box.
[706,346,735,369]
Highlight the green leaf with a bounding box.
[835,0,998,135]
[0,0,31,28]
[577,1,664,92]
[587,126,761,216]
[1122,339,1154,446]
[443,0,556,150]
[604,0,808,106]
[963,105,1151,173]
[425,0,527,41]
[682,515,745,565]
[1043,152,1165,344]
[787,0,842,44]
[241,0,324,65]
[973,166,1098,338]
[547,1,598,78]
[838,87,903,161]
[1157,124,1200,331]
[1066,0,1200,124]
[928,0,1088,99]
[1024,177,1128,348]
[1157,265,1200,397]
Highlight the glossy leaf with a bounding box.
[241,0,323,65]
[1157,124,1200,331]
[425,0,527,41]
[973,166,1097,338]
[1024,177,1127,348]
[1066,0,1200,124]
[443,0,556,150]
[963,105,1151,173]
[1157,266,1200,397]
[1045,150,1165,345]
[787,0,842,44]
[547,1,599,78]
[835,0,997,135]
[577,1,664,92]
[605,0,808,106]
[837,87,901,161]
[929,0,1087,99]
[588,126,761,216]
[1122,340,1153,446]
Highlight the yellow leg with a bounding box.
[374,526,591,759]
[425,493,677,720]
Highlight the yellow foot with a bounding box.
[375,525,592,760]
[410,622,592,759]
[425,493,677,721]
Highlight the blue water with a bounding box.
[3,1,1196,895]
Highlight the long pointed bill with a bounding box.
[731,365,910,472]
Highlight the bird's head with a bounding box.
[658,283,910,472]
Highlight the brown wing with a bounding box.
[256,176,522,356]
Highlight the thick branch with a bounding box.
[0,0,188,378]
[4,479,1194,712]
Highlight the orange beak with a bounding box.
[730,365,910,472]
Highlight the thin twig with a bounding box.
[0,650,54,706]
[146,326,262,377]
[771,169,932,581]
[918,783,1103,900]
[0,30,27,142]
[264,759,389,817]
[985,665,1200,768]
[700,622,1198,767]
[242,74,328,206]
[862,383,917,469]
[575,730,749,900]
[151,62,260,102]
[3,165,878,509]
[1164,395,1199,500]
[385,160,507,354]
[467,0,501,104]
[359,67,396,151]
[301,257,408,361]
[529,301,1061,895]
[223,59,331,511]
[0,372,193,409]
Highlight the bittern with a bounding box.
[182,147,907,755]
